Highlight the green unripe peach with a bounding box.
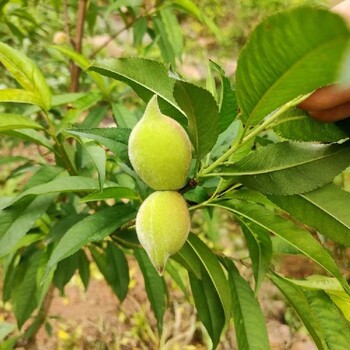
[128,95,192,190]
[136,191,191,274]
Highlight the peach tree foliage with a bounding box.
[1,5,350,349]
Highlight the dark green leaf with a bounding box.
[225,259,270,350]
[269,183,350,246]
[0,194,55,258]
[46,205,135,272]
[174,80,219,160]
[67,128,131,167]
[236,7,350,125]
[134,248,166,335]
[78,250,90,290]
[273,107,348,142]
[215,200,350,295]
[221,141,350,195]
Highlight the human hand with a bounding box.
[298,0,350,122]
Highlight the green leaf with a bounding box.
[112,103,139,129]
[134,248,166,335]
[214,200,350,295]
[270,273,328,349]
[153,14,176,67]
[5,176,101,208]
[50,45,108,95]
[80,186,138,203]
[0,42,51,110]
[236,7,350,125]
[0,322,15,343]
[83,142,106,191]
[225,259,270,350]
[11,251,43,328]
[90,242,129,301]
[238,220,272,292]
[273,107,348,143]
[53,251,80,294]
[177,234,231,348]
[0,113,42,131]
[77,250,90,290]
[269,183,350,246]
[46,205,135,272]
[173,81,219,160]
[0,194,55,258]
[0,89,44,106]
[220,141,350,195]
[209,61,237,132]
[89,58,186,123]
[67,128,131,167]
[3,129,54,151]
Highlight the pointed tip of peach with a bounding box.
[144,94,161,120]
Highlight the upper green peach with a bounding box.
[128,95,192,190]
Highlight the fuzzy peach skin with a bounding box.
[136,191,191,274]
[298,0,350,122]
[128,95,192,190]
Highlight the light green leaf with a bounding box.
[0,194,55,258]
[3,129,54,151]
[220,141,350,195]
[46,205,135,272]
[0,42,51,110]
[67,128,131,167]
[4,176,101,208]
[0,322,15,343]
[236,7,350,125]
[0,113,42,131]
[214,200,350,295]
[50,45,108,95]
[112,103,139,129]
[84,142,106,191]
[0,89,43,106]
[134,248,166,335]
[273,107,348,142]
[80,186,138,203]
[270,273,328,349]
[225,259,270,350]
[173,80,219,160]
[269,183,350,246]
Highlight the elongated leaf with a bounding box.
[220,141,350,195]
[78,250,90,290]
[134,248,166,335]
[0,322,15,342]
[238,220,272,292]
[209,61,237,132]
[90,242,129,301]
[269,183,350,246]
[46,205,135,272]
[3,129,54,151]
[281,275,350,322]
[0,113,42,131]
[306,290,350,349]
[0,194,55,258]
[174,81,219,160]
[0,42,51,110]
[112,103,139,129]
[0,89,43,106]
[80,186,138,202]
[89,58,186,123]
[273,107,348,142]
[214,200,350,295]
[5,176,101,208]
[67,128,131,167]
[270,273,328,349]
[176,234,231,348]
[12,251,43,328]
[236,7,350,125]
[84,142,106,191]
[225,259,270,350]
[50,45,108,95]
